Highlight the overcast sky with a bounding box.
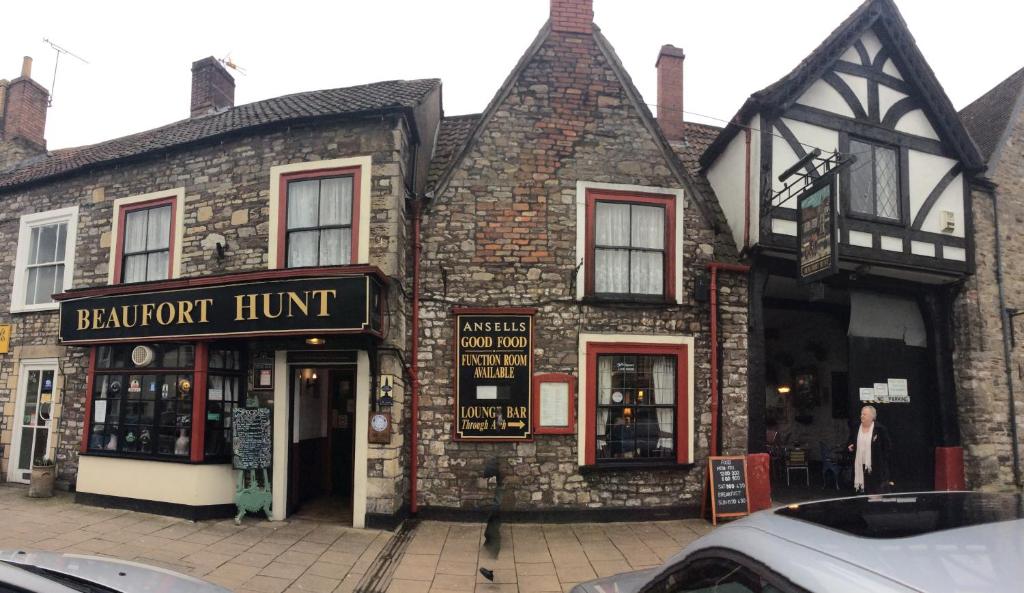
[2,0,1021,150]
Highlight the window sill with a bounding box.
[843,212,905,227]
[580,296,678,308]
[80,451,230,465]
[580,461,695,473]
[11,303,60,314]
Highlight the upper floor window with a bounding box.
[286,175,354,267]
[849,138,900,222]
[585,190,676,301]
[110,190,182,286]
[269,158,369,270]
[11,206,78,312]
[121,203,172,283]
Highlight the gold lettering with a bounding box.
[177,300,195,324]
[235,294,257,321]
[78,309,90,331]
[310,289,336,317]
[156,302,175,325]
[91,308,106,330]
[262,292,284,319]
[196,299,212,323]
[287,291,309,317]
[104,307,121,329]
[121,305,138,328]
[140,303,155,326]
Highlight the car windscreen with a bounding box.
[0,561,120,593]
[775,492,1024,538]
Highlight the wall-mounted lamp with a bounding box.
[215,241,227,260]
[777,385,792,395]
[305,337,325,346]
[301,368,318,388]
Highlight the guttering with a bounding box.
[707,261,750,456]
[992,191,1022,487]
[743,128,752,250]
[410,198,423,513]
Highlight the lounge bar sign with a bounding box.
[455,311,533,440]
[797,176,838,284]
[58,274,382,344]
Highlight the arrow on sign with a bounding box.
[507,420,526,429]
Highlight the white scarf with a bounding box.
[854,422,874,491]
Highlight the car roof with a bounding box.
[675,492,1024,593]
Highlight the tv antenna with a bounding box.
[219,54,247,76]
[43,38,89,106]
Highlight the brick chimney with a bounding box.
[190,57,235,117]
[550,0,593,34]
[1,56,50,150]
[656,45,686,141]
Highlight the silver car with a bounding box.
[0,550,230,593]
[571,492,1024,593]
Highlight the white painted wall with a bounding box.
[706,115,760,251]
[77,457,235,506]
[859,30,883,62]
[837,72,868,114]
[796,79,854,118]
[909,151,964,237]
[882,58,903,80]
[878,85,909,121]
[895,109,939,140]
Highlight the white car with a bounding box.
[0,550,230,593]
[571,492,1024,593]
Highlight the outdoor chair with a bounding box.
[785,448,810,486]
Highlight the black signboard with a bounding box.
[233,408,271,470]
[707,456,750,525]
[58,274,382,344]
[455,311,533,440]
[797,176,838,284]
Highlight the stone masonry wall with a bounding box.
[955,105,1024,490]
[417,27,747,513]
[0,118,414,515]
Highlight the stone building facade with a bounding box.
[956,67,1024,490]
[415,0,747,516]
[0,56,441,527]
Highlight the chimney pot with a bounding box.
[190,57,235,117]
[21,56,32,78]
[550,0,593,35]
[656,44,686,141]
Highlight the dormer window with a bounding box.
[848,138,900,222]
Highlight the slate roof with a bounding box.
[426,113,480,192]
[700,0,983,172]
[959,67,1024,165]
[0,78,441,191]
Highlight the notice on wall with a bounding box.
[887,378,909,403]
[873,382,890,403]
[859,387,875,402]
[455,312,533,440]
[539,382,569,428]
[94,400,107,424]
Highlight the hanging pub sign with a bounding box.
[454,309,534,440]
[797,176,838,284]
[56,271,383,344]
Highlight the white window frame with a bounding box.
[11,206,79,313]
[575,181,685,304]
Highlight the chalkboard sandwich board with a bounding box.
[707,455,750,525]
[233,408,272,470]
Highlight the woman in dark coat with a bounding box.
[847,405,893,494]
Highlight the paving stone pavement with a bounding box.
[0,484,390,592]
[0,484,713,593]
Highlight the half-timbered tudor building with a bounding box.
[958,67,1024,490]
[0,55,441,527]
[701,0,987,491]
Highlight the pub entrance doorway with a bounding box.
[287,364,357,524]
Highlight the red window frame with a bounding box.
[532,372,576,435]
[276,166,362,269]
[112,196,177,284]
[583,341,689,465]
[584,189,676,301]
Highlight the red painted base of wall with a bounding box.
[747,453,772,512]
[934,446,966,490]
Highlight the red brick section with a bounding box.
[656,45,686,141]
[2,76,48,149]
[190,56,235,117]
[550,0,593,34]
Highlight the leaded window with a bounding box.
[849,139,900,221]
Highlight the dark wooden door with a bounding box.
[848,337,936,491]
[329,370,356,498]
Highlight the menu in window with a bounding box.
[539,382,569,427]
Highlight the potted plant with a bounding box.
[29,457,55,498]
